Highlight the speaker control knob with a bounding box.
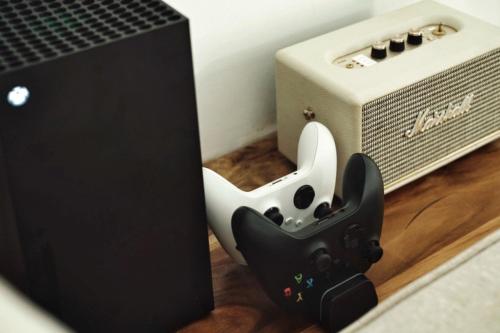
[407,29,423,45]
[371,42,387,59]
[389,35,405,52]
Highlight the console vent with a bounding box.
[0,0,182,73]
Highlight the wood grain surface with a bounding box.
[180,135,500,333]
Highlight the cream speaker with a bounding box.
[276,0,500,194]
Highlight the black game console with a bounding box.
[0,1,213,332]
[233,154,384,332]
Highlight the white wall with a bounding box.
[374,0,500,26]
[166,0,500,161]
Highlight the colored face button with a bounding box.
[296,292,304,303]
[294,273,303,284]
[283,287,292,298]
[306,278,314,289]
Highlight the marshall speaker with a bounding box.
[0,1,213,332]
[276,0,500,194]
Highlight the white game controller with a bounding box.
[203,122,337,264]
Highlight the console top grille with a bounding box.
[0,0,182,73]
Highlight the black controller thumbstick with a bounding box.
[311,249,333,273]
[294,185,315,209]
[407,29,423,45]
[314,202,333,219]
[365,240,383,263]
[389,35,405,52]
[264,207,284,226]
[371,42,387,59]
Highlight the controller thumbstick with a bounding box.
[311,249,333,273]
[264,207,284,226]
[365,240,383,263]
[294,185,316,209]
[314,202,333,219]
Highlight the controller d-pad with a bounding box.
[294,185,315,209]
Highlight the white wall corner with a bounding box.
[165,0,500,161]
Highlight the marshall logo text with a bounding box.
[405,93,475,138]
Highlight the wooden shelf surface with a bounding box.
[181,135,500,333]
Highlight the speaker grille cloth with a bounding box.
[362,48,500,187]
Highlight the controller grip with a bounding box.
[342,153,383,207]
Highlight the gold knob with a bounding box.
[433,23,446,36]
[303,108,316,121]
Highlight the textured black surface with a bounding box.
[0,2,213,332]
[0,0,182,73]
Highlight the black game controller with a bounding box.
[232,154,384,332]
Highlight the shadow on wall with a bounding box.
[167,0,376,161]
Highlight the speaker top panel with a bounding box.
[275,0,500,106]
[0,0,185,74]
